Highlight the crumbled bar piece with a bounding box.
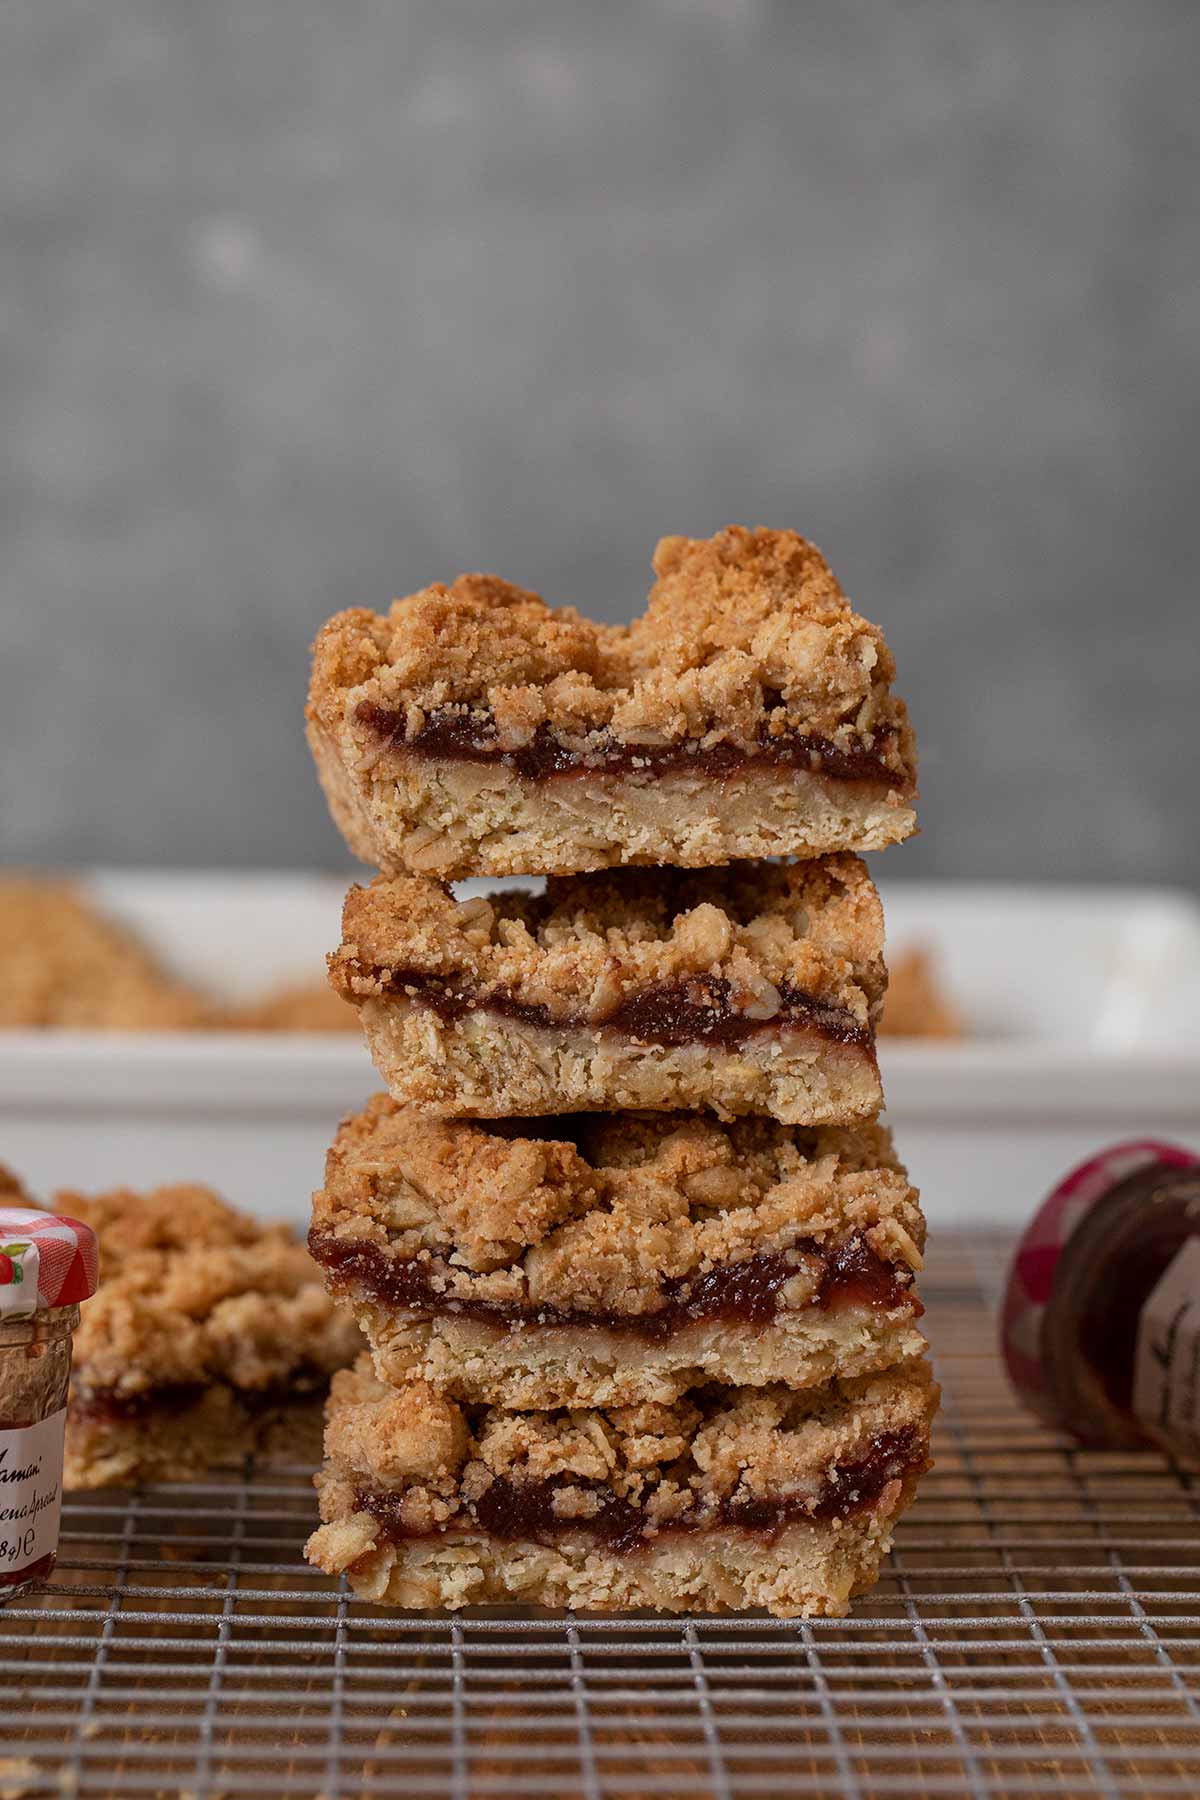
[306,1357,937,1617]
[879,947,963,1039]
[0,878,208,1029]
[0,877,362,1035]
[307,528,917,879]
[310,1098,927,1407]
[329,856,884,1123]
[59,1183,362,1487]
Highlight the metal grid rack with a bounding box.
[4,1232,1200,1799]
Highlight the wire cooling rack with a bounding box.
[4,1231,1200,1800]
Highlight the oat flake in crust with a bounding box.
[328,856,885,1123]
[309,1098,927,1407]
[306,1357,937,1617]
[306,528,917,878]
[59,1182,362,1488]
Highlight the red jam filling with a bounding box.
[353,1425,923,1552]
[308,1230,917,1339]
[364,967,873,1053]
[356,703,904,787]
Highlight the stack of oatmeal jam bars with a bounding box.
[303,526,938,1617]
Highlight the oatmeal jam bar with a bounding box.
[309,1099,926,1408]
[59,1183,362,1487]
[306,1357,937,1617]
[0,877,208,1029]
[329,855,884,1123]
[306,527,917,879]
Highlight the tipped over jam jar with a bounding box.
[1002,1141,1200,1455]
[0,1207,99,1600]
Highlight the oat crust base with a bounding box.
[359,1305,929,1410]
[306,1499,916,1618]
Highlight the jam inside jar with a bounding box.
[0,1304,79,1600]
[1041,1161,1200,1451]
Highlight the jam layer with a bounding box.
[356,702,905,787]
[354,1426,923,1554]
[70,1371,328,1427]
[366,968,873,1053]
[308,1231,918,1339]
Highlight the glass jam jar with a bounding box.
[0,1207,99,1601]
[1002,1141,1200,1454]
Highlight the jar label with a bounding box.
[1133,1238,1200,1453]
[0,1238,40,1322]
[0,1407,65,1579]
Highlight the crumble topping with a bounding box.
[56,1183,361,1401]
[310,1097,923,1318]
[329,855,884,1031]
[320,1356,935,1535]
[307,527,914,774]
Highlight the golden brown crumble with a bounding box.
[56,1183,361,1401]
[58,1181,272,1264]
[878,947,963,1039]
[307,527,915,775]
[318,1355,936,1534]
[329,855,884,1031]
[312,1097,923,1318]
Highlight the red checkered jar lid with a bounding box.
[0,1206,100,1323]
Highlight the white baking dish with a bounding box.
[1,870,1197,1229]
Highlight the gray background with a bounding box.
[2,0,1197,885]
